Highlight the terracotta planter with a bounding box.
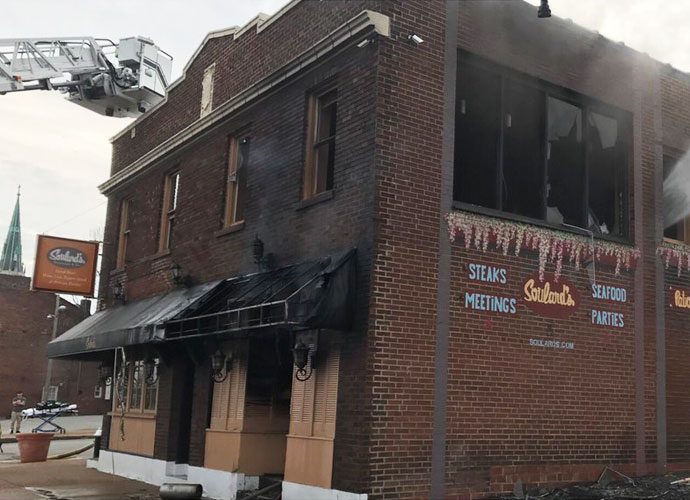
[16,433,54,463]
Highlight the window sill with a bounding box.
[663,237,690,248]
[215,221,245,238]
[297,190,334,210]
[107,411,156,419]
[452,202,632,246]
[147,249,172,262]
[111,267,126,275]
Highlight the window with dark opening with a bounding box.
[454,54,630,239]
[664,155,688,243]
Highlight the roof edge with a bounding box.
[101,9,390,195]
[110,0,305,143]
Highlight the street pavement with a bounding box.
[0,414,103,436]
[0,458,160,499]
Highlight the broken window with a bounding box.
[664,155,689,243]
[454,63,500,209]
[588,110,627,236]
[453,54,630,239]
[503,79,544,219]
[547,97,584,227]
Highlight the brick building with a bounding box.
[0,193,108,417]
[47,1,690,499]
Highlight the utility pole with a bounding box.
[43,294,64,401]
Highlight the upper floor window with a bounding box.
[224,134,250,227]
[159,171,180,251]
[454,55,631,239]
[303,88,337,199]
[664,155,690,244]
[200,63,216,118]
[116,199,130,269]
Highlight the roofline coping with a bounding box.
[100,9,390,195]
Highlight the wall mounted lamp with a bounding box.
[144,357,159,385]
[169,262,182,285]
[252,235,274,271]
[112,282,125,301]
[98,363,113,386]
[211,349,232,383]
[292,340,318,382]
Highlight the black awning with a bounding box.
[46,280,222,358]
[165,248,357,339]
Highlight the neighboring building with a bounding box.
[0,191,108,416]
[47,1,690,499]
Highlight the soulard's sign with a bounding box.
[521,273,580,319]
[670,287,690,310]
[32,235,99,296]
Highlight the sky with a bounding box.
[1,0,689,297]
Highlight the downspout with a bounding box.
[430,2,459,498]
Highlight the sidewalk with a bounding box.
[0,458,160,499]
[0,414,102,443]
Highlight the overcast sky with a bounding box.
[1,0,689,296]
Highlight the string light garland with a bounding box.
[446,211,640,282]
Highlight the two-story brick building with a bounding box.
[47,1,690,499]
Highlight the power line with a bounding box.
[42,200,107,234]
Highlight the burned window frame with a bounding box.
[453,52,631,242]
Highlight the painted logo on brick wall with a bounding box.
[521,273,580,318]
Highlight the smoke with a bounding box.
[664,152,690,228]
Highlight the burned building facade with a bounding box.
[48,1,690,499]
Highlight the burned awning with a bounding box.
[46,280,221,358]
[165,248,356,340]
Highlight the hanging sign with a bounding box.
[521,273,580,319]
[32,235,99,296]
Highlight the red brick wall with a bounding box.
[0,274,109,417]
[110,0,382,174]
[661,69,690,467]
[102,5,381,471]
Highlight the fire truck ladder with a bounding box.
[0,37,172,117]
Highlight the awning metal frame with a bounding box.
[164,264,323,340]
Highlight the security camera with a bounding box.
[46,314,54,320]
[58,305,67,312]
[408,33,424,45]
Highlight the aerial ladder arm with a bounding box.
[0,37,172,117]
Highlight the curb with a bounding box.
[0,433,94,444]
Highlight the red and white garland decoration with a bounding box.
[446,211,640,282]
[657,240,690,276]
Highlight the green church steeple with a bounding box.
[1,186,24,275]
